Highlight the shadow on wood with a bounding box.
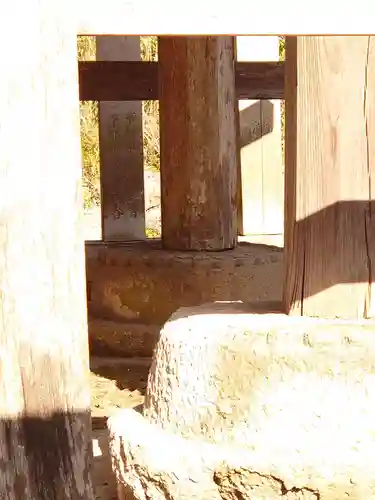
[284,200,375,318]
[239,99,274,148]
[0,411,94,500]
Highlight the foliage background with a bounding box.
[78,36,159,208]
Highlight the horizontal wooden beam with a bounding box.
[78,61,285,101]
[236,61,284,100]
[75,1,370,36]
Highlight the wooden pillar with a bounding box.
[283,36,375,319]
[0,7,94,500]
[97,36,145,241]
[236,36,283,246]
[158,36,238,251]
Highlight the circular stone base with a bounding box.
[108,408,319,500]
[109,301,375,498]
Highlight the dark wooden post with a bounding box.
[284,36,375,318]
[97,36,145,241]
[158,36,238,251]
[0,8,94,500]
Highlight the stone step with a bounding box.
[86,239,283,327]
[89,319,160,357]
[90,356,153,369]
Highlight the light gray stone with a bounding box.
[109,301,375,499]
[108,409,318,500]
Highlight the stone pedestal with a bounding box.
[86,240,283,357]
[108,302,375,499]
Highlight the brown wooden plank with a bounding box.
[236,61,284,100]
[78,60,284,101]
[158,36,237,251]
[79,61,158,101]
[283,36,375,319]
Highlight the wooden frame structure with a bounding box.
[78,60,285,101]
[1,31,375,499]
[79,39,285,245]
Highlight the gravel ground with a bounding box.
[85,171,159,498]
[90,357,151,500]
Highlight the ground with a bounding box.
[90,356,151,500]
[83,195,283,499]
[84,173,156,500]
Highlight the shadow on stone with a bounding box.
[90,357,151,397]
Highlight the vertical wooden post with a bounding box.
[236,36,283,246]
[284,36,375,319]
[158,36,238,251]
[0,7,94,500]
[97,36,145,241]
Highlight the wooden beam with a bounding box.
[236,61,285,100]
[79,61,158,101]
[78,61,285,101]
[234,38,244,237]
[74,3,277,37]
[75,1,372,37]
[159,36,237,251]
[96,36,145,241]
[283,36,375,319]
[0,6,94,499]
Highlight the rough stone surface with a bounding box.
[85,240,282,355]
[88,319,159,357]
[109,301,375,498]
[108,409,319,500]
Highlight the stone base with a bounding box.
[85,240,282,356]
[108,409,318,500]
[108,302,375,499]
[88,319,159,357]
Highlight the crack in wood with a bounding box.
[363,36,372,318]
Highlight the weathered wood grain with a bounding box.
[283,36,375,319]
[78,60,285,101]
[0,7,94,499]
[158,36,238,250]
[96,36,145,241]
